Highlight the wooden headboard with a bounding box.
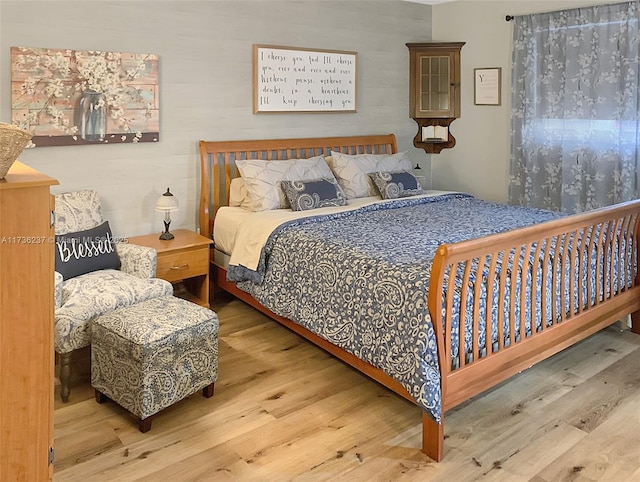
[198,133,397,239]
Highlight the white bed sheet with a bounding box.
[213,207,252,256]
[214,191,460,272]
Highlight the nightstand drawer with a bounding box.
[156,249,208,282]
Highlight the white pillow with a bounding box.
[228,177,251,209]
[324,155,334,170]
[330,151,412,198]
[236,156,334,211]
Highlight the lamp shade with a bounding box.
[155,188,179,212]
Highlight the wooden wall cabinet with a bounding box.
[407,42,465,154]
[0,162,58,481]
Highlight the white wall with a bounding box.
[431,0,623,203]
[0,1,432,237]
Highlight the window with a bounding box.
[510,2,640,213]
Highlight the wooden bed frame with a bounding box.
[199,133,640,461]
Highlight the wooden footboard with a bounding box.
[199,134,640,462]
[428,199,640,419]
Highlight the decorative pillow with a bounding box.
[54,221,121,280]
[324,155,334,170]
[236,156,334,211]
[281,177,347,211]
[369,171,424,199]
[228,177,252,210]
[330,151,413,198]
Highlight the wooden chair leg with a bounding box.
[59,352,72,403]
[139,417,152,433]
[94,389,108,404]
[202,382,215,398]
[422,411,445,462]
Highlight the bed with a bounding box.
[198,133,640,461]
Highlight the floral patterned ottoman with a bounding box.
[91,295,219,432]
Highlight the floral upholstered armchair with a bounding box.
[54,190,173,402]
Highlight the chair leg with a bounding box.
[202,382,215,398]
[59,352,72,403]
[139,417,153,433]
[95,389,108,404]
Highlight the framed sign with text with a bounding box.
[253,44,357,113]
[474,67,501,106]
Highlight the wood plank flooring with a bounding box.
[53,293,640,481]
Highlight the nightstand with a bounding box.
[128,229,213,308]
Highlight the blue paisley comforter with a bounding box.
[229,193,566,422]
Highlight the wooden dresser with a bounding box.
[0,162,58,481]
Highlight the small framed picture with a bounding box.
[474,67,501,106]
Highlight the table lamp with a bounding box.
[155,188,179,240]
[414,163,427,190]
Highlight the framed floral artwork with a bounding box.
[10,46,159,147]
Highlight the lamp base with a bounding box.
[159,219,174,240]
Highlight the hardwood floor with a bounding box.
[53,293,640,481]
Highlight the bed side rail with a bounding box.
[428,199,640,410]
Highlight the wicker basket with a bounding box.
[0,123,33,179]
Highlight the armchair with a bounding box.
[54,190,173,402]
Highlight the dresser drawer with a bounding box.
[156,248,209,282]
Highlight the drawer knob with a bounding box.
[170,264,189,270]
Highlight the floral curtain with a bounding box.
[509,2,640,213]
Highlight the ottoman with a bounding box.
[91,295,219,432]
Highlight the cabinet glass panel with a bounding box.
[421,93,430,110]
[421,74,430,93]
[430,57,440,74]
[419,55,450,113]
[439,74,449,92]
[440,57,449,73]
[430,93,440,110]
[439,94,449,110]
